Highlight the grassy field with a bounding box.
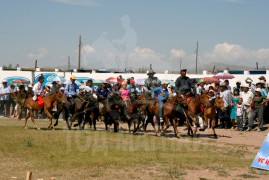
[0,118,266,180]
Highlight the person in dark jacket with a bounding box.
[175,69,195,96]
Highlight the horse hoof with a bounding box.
[24,126,28,129]
[213,134,218,139]
[36,127,40,130]
[199,128,205,132]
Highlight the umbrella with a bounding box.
[160,79,175,86]
[212,72,235,79]
[106,77,118,84]
[12,79,29,85]
[135,78,146,85]
[203,77,220,83]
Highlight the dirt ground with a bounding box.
[2,117,269,180]
[115,121,269,180]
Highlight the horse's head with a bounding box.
[199,93,211,108]
[55,90,65,103]
[214,97,226,111]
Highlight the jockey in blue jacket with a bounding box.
[151,81,169,123]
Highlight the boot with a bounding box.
[231,119,235,129]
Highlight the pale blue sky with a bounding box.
[0,0,268,71]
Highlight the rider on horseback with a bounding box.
[33,74,45,108]
[144,69,161,93]
[151,81,169,122]
[175,69,195,97]
[64,75,79,113]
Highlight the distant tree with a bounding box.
[8,64,12,68]
[15,64,19,68]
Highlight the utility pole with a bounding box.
[180,59,182,70]
[34,60,37,69]
[68,56,70,70]
[195,41,198,74]
[78,35,81,70]
[256,62,259,70]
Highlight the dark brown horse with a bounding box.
[24,90,64,129]
[162,92,187,138]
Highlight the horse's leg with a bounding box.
[172,118,179,138]
[30,109,39,130]
[44,107,53,129]
[211,117,218,139]
[24,110,30,129]
[64,108,71,130]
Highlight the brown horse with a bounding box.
[24,90,64,129]
[187,93,211,135]
[162,92,187,138]
[136,93,160,135]
[203,96,226,138]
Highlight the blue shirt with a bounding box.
[127,84,140,93]
[65,82,79,96]
[96,87,110,98]
[261,88,268,97]
[151,87,169,102]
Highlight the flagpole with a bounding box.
[196,41,198,74]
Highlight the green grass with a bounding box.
[0,119,255,179]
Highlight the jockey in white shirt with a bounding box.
[33,74,45,108]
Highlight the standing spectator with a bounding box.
[219,82,232,128]
[224,79,232,92]
[16,85,28,120]
[245,77,255,94]
[0,80,11,117]
[240,83,254,130]
[9,82,17,117]
[236,97,245,131]
[246,88,266,132]
[230,89,239,129]
[235,80,241,92]
[256,80,268,97]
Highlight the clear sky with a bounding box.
[0,0,269,72]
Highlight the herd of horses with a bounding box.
[17,90,226,139]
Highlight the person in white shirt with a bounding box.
[0,79,10,117]
[236,97,245,131]
[33,74,45,108]
[219,82,232,128]
[239,83,254,130]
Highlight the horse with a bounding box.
[82,94,99,130]
[203,96,226,138]
[24,90,64,129]
[187,94,210,136]
[136,93,160,135]
[162,92,188,138]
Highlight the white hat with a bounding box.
[219,82,227,87]
[2,79,7,83]
[236,80,241,83]
[28,84,32,88]
[245,77,253,83]
[256,80,266,85]
[60,87,65,91]
[255,88,261,92]
[241,83,249,88]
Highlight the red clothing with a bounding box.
[37,95,44,108]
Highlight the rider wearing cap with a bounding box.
[144,69,161,92]
[65,75,79,111]
[175,69,195,97]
